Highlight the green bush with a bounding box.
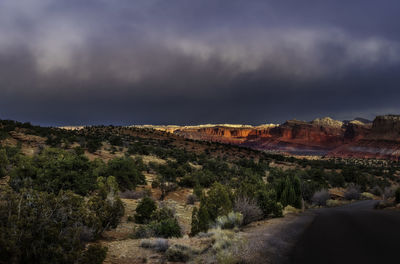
[109,135,123,146]
[255,189,282,217]
[0,186,118,263]
[150,217,182,238]
[79,245,108,264]
[134,205,182,238]
[132,225,155,238]
[9,148,101,195]
[178,174,196,187]
[88,177,125,232]
[0,149,8,178]
[395,187,400,203]
[107,157,146,191]
[0,131,9,140]
[190,183,234,235]
[190,206,210,236]
[86,138,102,153]
[203,182,233,221]
[275,174,302,208]
[134,197,157,224]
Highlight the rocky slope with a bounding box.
[135,115,400,159]
[329,115,400,159]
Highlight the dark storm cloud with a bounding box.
[0,0,399,125]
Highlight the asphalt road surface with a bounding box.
[289,201,400,264]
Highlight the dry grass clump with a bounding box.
[283,205,301,215]
[165,244,194,262]
[198,228,245,264]
[361,192,374,200]
[214,212,243,229]
[311,189,330,206]
[326,199,349,207]
[139,238,169,252]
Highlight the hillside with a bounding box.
[1,119,400,263]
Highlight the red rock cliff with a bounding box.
[140,115,400,159]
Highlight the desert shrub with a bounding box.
[148,205,182,238]
[79,245,108,264]
[375,200,395,210]
[211,229,236,252]
[178,174,196,187]
[203,182,233,221]
[119,189,150,199]
[274,173,302,208]
[190,206,210,236]
[153,238,170,252]
[193,185,203,198]
[0,149,8,178]
[140,238,169,252]
[383,187,395,200]
[283,205,301,215]
[396,187,400,203]
[361,192,374,200]
[165,244,192,262]
[151,205,175,221]
[134,205,182,238]
[86,138,102,153]
[132,225,155,238]
[0,187,117,264]
[329,172,345,187]
[214,212,243,229]
[311,189,330,206]
[149,217,182,238]
[233,196,262,225]
[0,131,9,140]
[190,182,233,235]
[9,148,101,195]
[186,194,197,205]
[134,196,157,224]
[151,179,160,188]
[370,185,383,196]
[165,182,178,193]
[326,199,348,207]
[300,180,320,203]
[255,189,282,218]
[107,157,146,191]
[109,135,123,146]
[3,145,21,165]
[344,184,361,200]
[87,177,125,232]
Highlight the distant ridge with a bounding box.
[128,115,400,160]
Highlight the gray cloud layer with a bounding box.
[0,0,399,125]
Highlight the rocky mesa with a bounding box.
[135,115,400,160]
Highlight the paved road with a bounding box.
[289,201,400,264]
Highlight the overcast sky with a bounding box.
[0,0,399,126]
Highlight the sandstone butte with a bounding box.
[132,115,400,160]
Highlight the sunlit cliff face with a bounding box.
[1,0,400,125]
[149,116,400,159]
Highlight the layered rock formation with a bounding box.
[134,115,400,160]
[329,115,400,159]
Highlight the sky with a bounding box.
[0,0,400,126]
